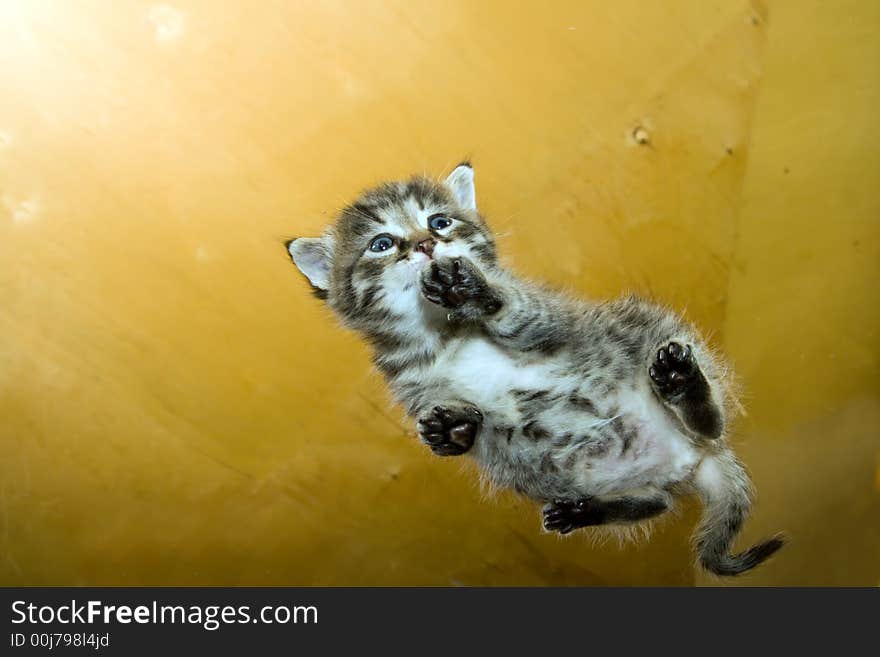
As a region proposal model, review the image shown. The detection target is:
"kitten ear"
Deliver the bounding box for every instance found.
[286,234,335,292]
[444,162,476,211]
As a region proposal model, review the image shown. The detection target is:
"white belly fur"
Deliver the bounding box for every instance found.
[436,336,701,496]
[580,383,701,494]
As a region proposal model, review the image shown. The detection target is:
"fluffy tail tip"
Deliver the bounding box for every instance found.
[702,533,787,577]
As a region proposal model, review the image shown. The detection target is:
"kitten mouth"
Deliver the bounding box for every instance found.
[407,256,432,287]
[411,253,432,270]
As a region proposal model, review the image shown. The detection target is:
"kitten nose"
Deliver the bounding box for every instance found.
[416,238,436,257]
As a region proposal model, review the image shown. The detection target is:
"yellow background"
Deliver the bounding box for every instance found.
[1,0,877,586]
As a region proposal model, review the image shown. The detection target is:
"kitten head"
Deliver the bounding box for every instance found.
[287,163,497,332]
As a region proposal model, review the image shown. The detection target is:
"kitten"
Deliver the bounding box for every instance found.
[286,163,785,576]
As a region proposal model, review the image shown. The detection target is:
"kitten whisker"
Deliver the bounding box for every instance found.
[285,163,785,578]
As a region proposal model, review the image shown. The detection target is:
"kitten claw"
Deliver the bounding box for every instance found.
[417,404,482,456]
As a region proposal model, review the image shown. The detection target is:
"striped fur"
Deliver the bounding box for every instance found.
[286,163,784,576]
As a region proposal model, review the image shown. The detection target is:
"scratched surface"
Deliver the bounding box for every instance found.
[0,0,877,585]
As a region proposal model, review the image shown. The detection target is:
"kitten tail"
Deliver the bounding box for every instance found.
[692,450,786,576]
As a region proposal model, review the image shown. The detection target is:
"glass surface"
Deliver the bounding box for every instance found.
[1,0,876,586]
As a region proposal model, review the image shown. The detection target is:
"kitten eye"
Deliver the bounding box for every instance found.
[428,214,453,231]
[368,234,395,253]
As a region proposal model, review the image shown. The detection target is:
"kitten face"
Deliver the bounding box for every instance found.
[288,164,497,334]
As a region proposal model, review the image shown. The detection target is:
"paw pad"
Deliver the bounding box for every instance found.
[649,341,696,396]
[417,405,482,456]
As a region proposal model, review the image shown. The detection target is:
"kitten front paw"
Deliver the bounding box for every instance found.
[648,341,697,398]
[420,257,501,319]
[417,405,482,456]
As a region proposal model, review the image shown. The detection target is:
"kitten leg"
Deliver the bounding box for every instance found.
[649,341,723,440]
[417,404,483,456]
[542,493,670,535]
[420,257,575,353]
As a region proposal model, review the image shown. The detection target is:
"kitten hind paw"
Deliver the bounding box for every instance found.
[542,499,603,534]
[648,341,696,398]
[649,341,723,440]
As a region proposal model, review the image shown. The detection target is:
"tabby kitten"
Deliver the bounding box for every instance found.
[286,163,784,576]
